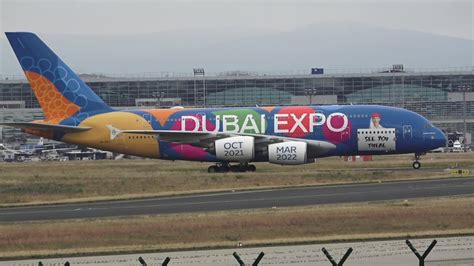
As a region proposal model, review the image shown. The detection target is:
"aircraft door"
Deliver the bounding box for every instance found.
[403,125,412,140]
[142,113,152,125]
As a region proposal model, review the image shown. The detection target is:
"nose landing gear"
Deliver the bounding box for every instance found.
[412,153,424,169]
[412,161,421,169]
[208,162,257,173]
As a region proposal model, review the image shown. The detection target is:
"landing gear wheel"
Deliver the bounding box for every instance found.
[412,153,424,170]
[209,163,256,173]
[230,165,239,172]
[247,164,256,172]
[208,166,218,173]
[412,161,421,169]
[221,164,230,173]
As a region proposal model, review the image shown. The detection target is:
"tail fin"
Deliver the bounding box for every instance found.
[5,32,112,124]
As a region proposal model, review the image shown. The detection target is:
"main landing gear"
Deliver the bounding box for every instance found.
[412,153,424,169]
[208,162,257,173]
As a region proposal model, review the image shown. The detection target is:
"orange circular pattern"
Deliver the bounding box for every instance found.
[25,71,80,123]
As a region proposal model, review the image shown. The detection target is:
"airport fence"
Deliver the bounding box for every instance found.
[34,238,438,266]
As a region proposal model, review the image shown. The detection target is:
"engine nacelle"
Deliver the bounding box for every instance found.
[268,141,308,165]
[215,136,255,162]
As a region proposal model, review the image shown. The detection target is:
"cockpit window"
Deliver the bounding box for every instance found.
[424,123,434,129]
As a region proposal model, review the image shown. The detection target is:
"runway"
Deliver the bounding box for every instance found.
[0,177,473,222]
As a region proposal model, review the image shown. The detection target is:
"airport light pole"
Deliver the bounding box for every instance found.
[193,68,205,107]
[0,106,4,143]
[304,88,317,105]
[458,85,471,152]
[203,75,206,107]
[193,74,196,106]
[153,91,165,107]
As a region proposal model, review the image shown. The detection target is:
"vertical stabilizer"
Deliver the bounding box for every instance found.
[5,32,112,124]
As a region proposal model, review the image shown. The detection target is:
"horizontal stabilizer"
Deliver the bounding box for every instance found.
[0,122,91,133]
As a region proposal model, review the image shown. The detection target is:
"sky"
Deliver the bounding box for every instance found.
[1,0,472,39]
[0,0,472,75]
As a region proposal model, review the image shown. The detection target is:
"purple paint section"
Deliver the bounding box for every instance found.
[169,143,209,160]
[322,115,352,143]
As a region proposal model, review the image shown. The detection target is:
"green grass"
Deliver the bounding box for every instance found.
[0,196,472,259]
[0,152,472,205]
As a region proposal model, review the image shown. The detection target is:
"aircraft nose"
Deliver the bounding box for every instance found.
[433,127,447,149]
[423,126,446,150]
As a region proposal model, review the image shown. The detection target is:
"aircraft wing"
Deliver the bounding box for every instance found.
[110,128,336,156]
[0,122,91,133]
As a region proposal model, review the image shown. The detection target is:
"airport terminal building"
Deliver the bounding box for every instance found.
[0,66,473,144]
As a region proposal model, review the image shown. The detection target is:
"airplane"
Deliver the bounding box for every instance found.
[0,138,45,157]
[2,32,446,172]
[0,137,77,162]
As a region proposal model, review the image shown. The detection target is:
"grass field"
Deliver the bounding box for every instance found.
[0,153,473,206]
[0,196,472,259]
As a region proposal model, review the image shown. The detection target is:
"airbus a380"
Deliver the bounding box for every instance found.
[3,32,446,172]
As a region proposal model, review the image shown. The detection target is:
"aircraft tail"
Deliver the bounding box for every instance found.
[5,32,112,124]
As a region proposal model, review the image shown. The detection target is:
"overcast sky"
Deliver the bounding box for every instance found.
[0,0,472,75]
[1,0,472,39]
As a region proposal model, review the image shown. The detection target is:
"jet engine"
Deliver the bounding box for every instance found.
[215,136,255,162]
[268,141,309,165]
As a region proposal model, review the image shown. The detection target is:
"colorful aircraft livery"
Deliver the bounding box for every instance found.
[3,32,446,172]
